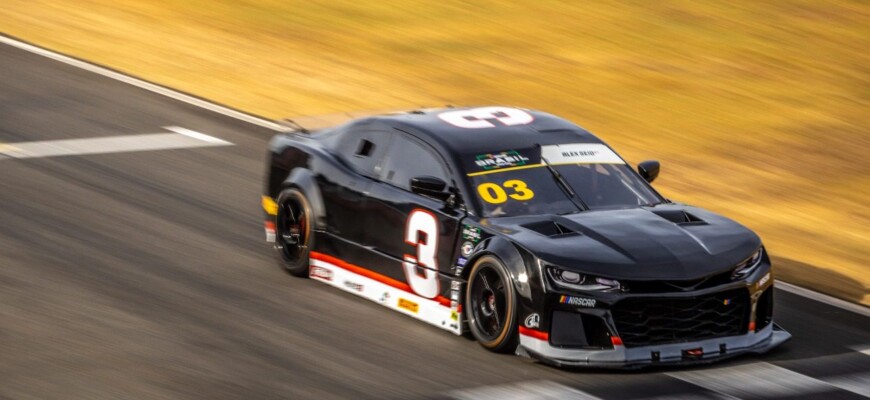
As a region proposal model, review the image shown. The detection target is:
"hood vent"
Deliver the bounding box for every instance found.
[521,220,579,237]
[652,210,706,225]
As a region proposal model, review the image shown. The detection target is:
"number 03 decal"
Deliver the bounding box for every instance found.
[404,209,440,299]
[477,179,535,204]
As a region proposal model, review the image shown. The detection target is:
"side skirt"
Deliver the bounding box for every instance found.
[309,251,462,335]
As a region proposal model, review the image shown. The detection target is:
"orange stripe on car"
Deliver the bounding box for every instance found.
[519,326,549,341]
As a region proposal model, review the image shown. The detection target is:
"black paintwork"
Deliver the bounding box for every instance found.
[264,106,778,359]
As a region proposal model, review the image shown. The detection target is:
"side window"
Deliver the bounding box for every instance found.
[379,134,449,190]
[337,131,390,178]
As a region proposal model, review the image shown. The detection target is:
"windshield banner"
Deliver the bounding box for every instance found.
[540,143,624,165]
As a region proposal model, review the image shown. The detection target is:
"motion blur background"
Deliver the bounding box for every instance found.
[2,0,867,305]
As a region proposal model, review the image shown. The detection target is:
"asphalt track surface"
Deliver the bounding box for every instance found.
[1,40,868,400]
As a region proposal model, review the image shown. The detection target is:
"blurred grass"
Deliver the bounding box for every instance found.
[2,0,868,304]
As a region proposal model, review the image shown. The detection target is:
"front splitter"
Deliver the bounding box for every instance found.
[518,323,791,369]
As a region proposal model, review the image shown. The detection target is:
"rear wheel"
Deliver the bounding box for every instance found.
[273,188,313,276]
[466,255,518,352]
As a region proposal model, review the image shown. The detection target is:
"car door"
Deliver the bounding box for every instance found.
[364,131,464,299]
[318,129,388,255]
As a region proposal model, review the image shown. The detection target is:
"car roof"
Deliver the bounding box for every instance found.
[353,106,606,156]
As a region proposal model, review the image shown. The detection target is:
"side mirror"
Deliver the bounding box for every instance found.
[410,176,449,199]
[637,160,660,183]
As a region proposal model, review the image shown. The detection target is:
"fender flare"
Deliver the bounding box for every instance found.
[282,168,327,231]
[464,236,535,302]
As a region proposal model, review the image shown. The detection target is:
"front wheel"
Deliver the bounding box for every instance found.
[466,255,519,353]
[273,188,313,276]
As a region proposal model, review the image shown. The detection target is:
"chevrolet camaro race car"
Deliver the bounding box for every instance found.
[261,106,790,368]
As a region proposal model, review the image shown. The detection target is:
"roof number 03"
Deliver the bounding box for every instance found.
[438,107,534,129]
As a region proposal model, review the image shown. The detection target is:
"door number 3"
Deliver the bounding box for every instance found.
[404,210,440,299]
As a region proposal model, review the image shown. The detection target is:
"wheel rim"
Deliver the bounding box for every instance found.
[470,264,508,342]
[276,196,308,262]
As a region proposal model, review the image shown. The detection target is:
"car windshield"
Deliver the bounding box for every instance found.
[464,144,662,217]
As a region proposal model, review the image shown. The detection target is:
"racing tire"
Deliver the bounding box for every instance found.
[466,255,519,353]
[273,188,313,277]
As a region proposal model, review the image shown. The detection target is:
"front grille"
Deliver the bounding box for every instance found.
[611,289,749,347]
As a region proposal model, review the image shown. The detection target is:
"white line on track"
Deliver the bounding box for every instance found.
[0,35,283,132]
[824,372,870,398]
[165,126,231,144]
[851,345,870,359]
[1,34,867,316]
[445,380,603,400]
[775,280,870,318]
[667,362,841,399]
[0,127,231,160]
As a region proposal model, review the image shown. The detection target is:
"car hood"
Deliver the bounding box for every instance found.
[484,205,761,280]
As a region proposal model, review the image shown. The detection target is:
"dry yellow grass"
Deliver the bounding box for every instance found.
[3,1,868,304]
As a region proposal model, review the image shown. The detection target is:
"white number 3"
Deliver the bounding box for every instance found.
[438,106,534,129]
[404,210,440,299]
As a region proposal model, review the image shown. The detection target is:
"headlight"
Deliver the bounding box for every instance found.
[732,248,764,279]
[546,267,621,292]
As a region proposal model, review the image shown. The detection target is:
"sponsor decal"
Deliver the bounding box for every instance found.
[524,313,540,328]
[450,311,459,321]
[261,195,278,216]
[563,150,597,157]
[756,272,771,289]
[454,264,465,276]
[450,281,462,291]
[378,291,390,303]
[456,257,468,267]
[540,143,625,165]
[461,241,474,257]
[398,298,419,314]
[461,225,482,243]
[264,221,276,243]
[343,280,364,292]
[308,251,461,334]
[309,266,333,281]
[559,295,596,308]
[450,291,460,301]
[474,151,529,170]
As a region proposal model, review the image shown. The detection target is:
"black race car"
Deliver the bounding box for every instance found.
[262,106,790,368]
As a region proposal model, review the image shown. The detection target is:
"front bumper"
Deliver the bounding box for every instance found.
[518,322,791,369]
